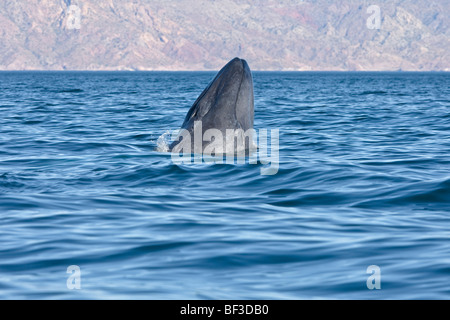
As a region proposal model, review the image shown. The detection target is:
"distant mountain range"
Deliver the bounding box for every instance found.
[0,0,448,71]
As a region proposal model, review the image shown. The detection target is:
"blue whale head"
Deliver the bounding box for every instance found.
[170,57,254,153]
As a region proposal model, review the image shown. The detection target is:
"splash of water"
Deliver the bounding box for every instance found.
[156,130,173,152]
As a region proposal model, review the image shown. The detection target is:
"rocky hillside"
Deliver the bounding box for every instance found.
[0,0,448,70]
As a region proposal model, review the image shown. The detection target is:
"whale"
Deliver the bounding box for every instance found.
[169,57,255,155]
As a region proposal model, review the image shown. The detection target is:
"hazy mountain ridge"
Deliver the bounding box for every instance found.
[0,0,448,71]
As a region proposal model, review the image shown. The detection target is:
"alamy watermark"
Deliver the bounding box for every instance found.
[366,5,381,30]
[169,122,279,175]
[366,265,381,290]
[67,265,81,290]
[65,265,383,292]
[66,5,81,30]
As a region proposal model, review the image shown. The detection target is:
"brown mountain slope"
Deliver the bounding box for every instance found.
[0,0,448,70]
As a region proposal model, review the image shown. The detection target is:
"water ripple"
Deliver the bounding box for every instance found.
[0,71,449,299]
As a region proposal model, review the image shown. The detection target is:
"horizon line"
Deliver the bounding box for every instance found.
[0,69,448,73]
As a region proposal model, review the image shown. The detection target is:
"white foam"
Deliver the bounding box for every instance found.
[156,130,172,153]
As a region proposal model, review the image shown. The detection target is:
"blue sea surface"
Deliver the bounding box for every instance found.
[0,71,449,299]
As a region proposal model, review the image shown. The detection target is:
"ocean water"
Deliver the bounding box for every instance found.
[0,71,449,299]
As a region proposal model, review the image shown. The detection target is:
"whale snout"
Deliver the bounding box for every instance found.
[170,57,254,153]
[226,57,251,77]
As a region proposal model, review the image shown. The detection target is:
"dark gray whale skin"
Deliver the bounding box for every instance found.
[169,57,254,152]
